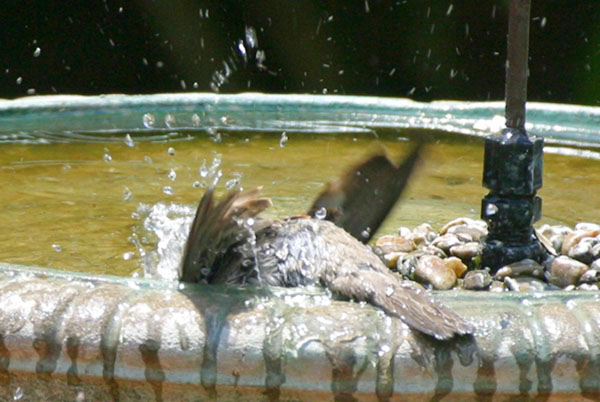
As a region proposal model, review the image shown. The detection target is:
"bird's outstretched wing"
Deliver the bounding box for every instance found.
[326,269,473,340]
[307,143,422,243]
[180,187,272,283]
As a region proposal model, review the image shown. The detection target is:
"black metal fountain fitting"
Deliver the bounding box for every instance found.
[481,128,545,270]
[481,0,547,271]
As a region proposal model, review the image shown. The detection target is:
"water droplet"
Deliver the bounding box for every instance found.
[167,147,175,156]
[245,26,258,49]
[13,386,23,400]
[211,132,222,143]
[33,47,41,57]
[246,217,255,226]
[52,244,62,252]
[199,162,209,178]
[103,153,112,162]
[144,155,153,164]
[279,132,288,148]
[237,40,247,61]
[225,178,238,189]
[142,113,155,128]
[361,227,371,239]
[315,207,327,220]
[15,77,22,85]
[123,187,132,201]
[385,286,395,296]
[123,251,135,260]
[192,181,205,188]
[485,203,499,215]
[124,133,135,147]
[192,113,201,127]
[162,186,174,195]
[168,169,177,181]
[27,88,36,95]
[165,114,176,128]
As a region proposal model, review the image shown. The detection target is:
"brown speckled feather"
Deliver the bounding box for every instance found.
[308,143,422,243]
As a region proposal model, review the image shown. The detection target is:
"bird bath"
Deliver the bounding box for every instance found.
[1,93,600,401]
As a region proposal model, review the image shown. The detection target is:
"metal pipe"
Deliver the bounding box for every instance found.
[505,0,532,130]
[1,262,600,401]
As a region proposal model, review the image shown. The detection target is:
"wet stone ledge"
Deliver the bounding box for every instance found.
[1,262,600,401]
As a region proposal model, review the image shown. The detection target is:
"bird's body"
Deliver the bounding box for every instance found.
[181,145,473,339]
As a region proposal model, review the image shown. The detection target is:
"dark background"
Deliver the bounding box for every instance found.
[2,1,599,105]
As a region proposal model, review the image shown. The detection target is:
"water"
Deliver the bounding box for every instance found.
[2,94,600,277]
[1,128,599,278]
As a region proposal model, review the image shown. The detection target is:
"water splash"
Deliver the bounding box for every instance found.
[133,202,196,281]
[209,26,267,92]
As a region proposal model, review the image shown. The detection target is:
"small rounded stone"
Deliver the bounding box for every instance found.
[464,270,492,290]
[411,223,438,245]
[444,256,468,278]
[489,280,505,292]
[548,256,589,288]
[381,252,406,269]
[568,237,598,264]
[578,269,599,284]
[447,225,486,242]
[431,234,462,253]
[512,277,546,292]
[375,235,416,254]
[414,255,457,290]
[440,217,487,235]
[561,229,600,255]
[449,242,482,261]
[538,224,572,253]
[500,258,544,277]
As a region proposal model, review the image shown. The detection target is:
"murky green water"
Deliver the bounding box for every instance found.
[1,129,598,276]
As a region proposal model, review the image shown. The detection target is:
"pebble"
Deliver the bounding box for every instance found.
[449,242,482,261]
[512,277,546,292]
[578,269,599,284]
[440,217,487,235]
[489,280,505,292]
[372,218,600,293]
[381,252,406,269]
[504,277,521,291]
[538,224,572,253]
[464,270,492,290]
[447,225,486,242]
[577,283,599,291]
[411,223,438,245]
[575,222,600,231]
[375,235,416,254]
[567,237,599,264]
[431,234,462,253]
[444,256,468,278]
[414,255,457,290]
[561,229,600,256]
[495,259,544,279]
[548,256,589,288]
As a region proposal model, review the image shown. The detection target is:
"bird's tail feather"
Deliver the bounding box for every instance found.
[180,187,272,283]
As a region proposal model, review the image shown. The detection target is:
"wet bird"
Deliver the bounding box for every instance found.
[181,144,472,339]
